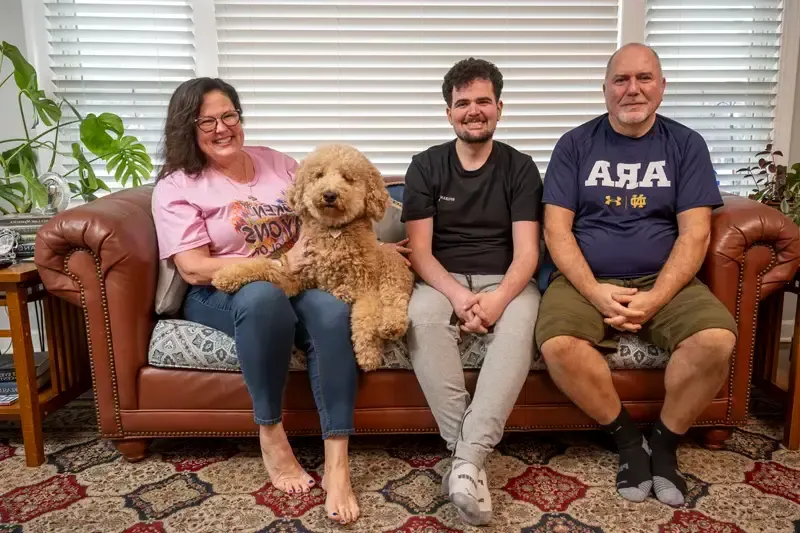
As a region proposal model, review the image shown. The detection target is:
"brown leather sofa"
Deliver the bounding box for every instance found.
[34,184,800,461]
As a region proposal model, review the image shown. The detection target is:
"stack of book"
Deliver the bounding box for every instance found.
[0,213,53,260]
[0,352,51,405]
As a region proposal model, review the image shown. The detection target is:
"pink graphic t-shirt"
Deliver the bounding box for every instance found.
[152,146,300,260]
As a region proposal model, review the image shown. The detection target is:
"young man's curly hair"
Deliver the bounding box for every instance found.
[441,58,503,107]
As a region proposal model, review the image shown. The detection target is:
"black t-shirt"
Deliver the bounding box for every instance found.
[401,139,543,275]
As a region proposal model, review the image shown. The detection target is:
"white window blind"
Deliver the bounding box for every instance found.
[215,0,619,178]
[44,0,196,189]
[645,0,783,196]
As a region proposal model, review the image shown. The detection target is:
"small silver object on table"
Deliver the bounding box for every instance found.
[0,228,19,266]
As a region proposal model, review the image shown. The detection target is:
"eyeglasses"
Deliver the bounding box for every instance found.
[194,110,242,133]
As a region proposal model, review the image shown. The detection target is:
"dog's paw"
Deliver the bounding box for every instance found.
[355,350,383,372]
[378,308,409,340]
[212,272,245,294]
[378,319,408,340]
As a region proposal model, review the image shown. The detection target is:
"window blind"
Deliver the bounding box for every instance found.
[645,0,783,196]
[215,0,620,178]
[44,0,196,189]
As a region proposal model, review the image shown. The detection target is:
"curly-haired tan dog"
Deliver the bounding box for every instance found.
[212,144,415,371]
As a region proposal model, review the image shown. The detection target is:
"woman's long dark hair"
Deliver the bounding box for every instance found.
[156,77,243,180]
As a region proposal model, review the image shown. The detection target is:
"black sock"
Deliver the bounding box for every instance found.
[649,419,686,506]
[602,406,652,502]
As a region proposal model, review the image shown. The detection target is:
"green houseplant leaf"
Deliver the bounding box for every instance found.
[105,135,153,187]
[18,156,48,208]
[80,112,123,156]
[27,89,62,127]
[1,143,37,176]
[1,41,36,91]
[71,142,99,190]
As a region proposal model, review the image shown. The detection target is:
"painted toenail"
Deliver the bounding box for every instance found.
[332,512,337,516]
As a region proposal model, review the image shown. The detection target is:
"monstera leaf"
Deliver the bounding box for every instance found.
[1,41,62,126]
[80,113,123,156]
[106,135,153,187]
[18,156,48,208]
[1,41,35,91]
[80,114,153,187]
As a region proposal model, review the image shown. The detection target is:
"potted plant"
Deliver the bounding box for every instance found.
[738,143,800,226]
[0,41,153,215]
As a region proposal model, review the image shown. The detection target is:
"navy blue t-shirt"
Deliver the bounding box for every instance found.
[543,114,722,279]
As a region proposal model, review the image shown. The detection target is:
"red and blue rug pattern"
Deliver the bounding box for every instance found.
[0,400,798,532]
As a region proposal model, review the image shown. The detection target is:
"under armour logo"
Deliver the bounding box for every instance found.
[605,195,622,206]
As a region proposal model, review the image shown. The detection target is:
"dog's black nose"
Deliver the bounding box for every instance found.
[323,191,337,204]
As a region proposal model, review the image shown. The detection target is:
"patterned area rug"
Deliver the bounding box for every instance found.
[0,398,799,532]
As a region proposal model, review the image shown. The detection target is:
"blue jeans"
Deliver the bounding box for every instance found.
[183,282,358,438]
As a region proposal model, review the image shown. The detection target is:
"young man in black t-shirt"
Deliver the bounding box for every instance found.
[401,58,543,527]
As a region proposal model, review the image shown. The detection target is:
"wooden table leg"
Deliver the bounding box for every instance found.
[784,296,800,450]
[6,286,45,466]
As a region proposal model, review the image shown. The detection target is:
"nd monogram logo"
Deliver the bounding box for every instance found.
[631,194,647,208]
[604,195,622,207]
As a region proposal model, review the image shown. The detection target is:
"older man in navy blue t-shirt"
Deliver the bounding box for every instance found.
[535,43,737,507]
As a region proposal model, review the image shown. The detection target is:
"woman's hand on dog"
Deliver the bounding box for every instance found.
[383,238,412,267]
[285,234,311,273]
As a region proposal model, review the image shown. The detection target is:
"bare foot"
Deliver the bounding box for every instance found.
[259,424,315,494]
[322,463,359,525]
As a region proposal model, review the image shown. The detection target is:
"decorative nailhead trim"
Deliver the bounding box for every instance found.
[63,247,123,435]
[727,243,777,423]
[111,419,737,439]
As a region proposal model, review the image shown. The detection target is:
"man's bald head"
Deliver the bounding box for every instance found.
[605,43,663,81]
[603,42,666,137]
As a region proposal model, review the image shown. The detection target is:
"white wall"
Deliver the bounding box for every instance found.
[0,0,28,142]
[0,0,43,352]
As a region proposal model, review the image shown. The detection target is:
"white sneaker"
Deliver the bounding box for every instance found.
[444,459,492,526]
[476,466,492,519]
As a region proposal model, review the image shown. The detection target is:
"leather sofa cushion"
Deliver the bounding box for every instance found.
[147,319,670,372]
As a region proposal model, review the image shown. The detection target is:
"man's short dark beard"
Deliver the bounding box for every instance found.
[456,127,495,144]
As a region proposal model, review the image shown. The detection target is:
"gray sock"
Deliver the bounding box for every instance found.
[604,407,653,503]
[650,420,686,507]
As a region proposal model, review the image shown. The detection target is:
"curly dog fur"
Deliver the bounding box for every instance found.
[212,144,415,371]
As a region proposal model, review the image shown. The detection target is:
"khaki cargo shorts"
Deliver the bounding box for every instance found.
[534,273,737,353]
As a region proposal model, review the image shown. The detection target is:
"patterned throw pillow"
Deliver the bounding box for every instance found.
[148,319,670,373]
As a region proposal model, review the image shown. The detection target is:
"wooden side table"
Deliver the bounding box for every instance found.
[0,262,90,466]
[784,275,800,449]
[754,272,800,450]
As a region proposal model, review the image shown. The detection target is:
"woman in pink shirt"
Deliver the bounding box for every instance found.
[152,78,363,525]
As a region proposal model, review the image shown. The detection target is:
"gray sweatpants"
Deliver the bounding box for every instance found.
[407,274,540,468]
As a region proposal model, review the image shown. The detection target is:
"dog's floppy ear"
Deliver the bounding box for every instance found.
[286,160,309,217]
[364,163,390,222]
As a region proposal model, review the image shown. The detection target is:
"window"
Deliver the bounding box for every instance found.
[32,1,794,195]
[645,0,783,195]
[44,0,196,189]
[215,0,619,177]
